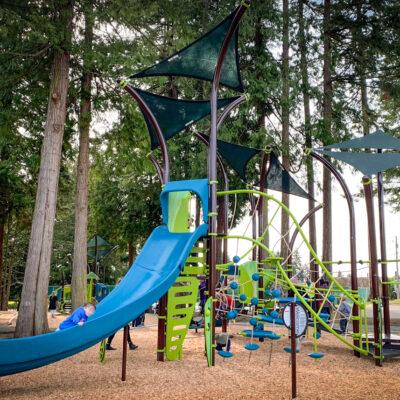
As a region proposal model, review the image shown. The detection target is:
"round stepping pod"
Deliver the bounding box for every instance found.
[251,297,259,306]
[249,317,258,326]
[264,288,271,297]
[230,281,239,290]
[245,343,260,351]
[227,310,236,320]
[239,293,247,302]
[266,332,281,340]
[308,352,324,359]
[262,308,269,314]
[328,294,336,303]
[314,331,321,340]
[272,288,281,298]
[218,350,234,358]
[270,310,279,319]
[252,273,260,281]
[283,346,300,354]
[233,255,240,264]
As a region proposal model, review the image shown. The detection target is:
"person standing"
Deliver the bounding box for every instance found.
[49,292,58,319]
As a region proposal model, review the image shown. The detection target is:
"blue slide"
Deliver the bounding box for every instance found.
[0,223,208,376]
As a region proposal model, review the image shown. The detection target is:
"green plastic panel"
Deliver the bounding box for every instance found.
[165,276,199,361]
[204,297,213,367]
[238,261,258,302]
[168,191,191,233]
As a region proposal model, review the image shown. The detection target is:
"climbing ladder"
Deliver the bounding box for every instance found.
[165,242,206,361]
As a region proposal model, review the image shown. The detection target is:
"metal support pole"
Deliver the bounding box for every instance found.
[311,151,360,356]
[362,176,382,366]
[396,236,400,299]
[377,169,390,338]
[121,325,129,381]
[257,152,269,301]
[290,302,297,400]
[208,2,249,366]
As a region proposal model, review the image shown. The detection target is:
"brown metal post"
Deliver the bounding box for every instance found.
[311,151,360,356]
[287,204,324,266]
[208,2,249,366]
[290,302,297,399]
[121,84,172,361]
[250,195,258,261]
[362,176,382,366]
[377,168,391,338]
[258,152,269,300]
[121,325,129,381]
[122,84,170,183]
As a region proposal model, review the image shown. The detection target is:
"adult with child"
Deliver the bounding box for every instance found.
[49,292,58,319]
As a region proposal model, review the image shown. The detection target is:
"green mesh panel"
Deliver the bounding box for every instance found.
[265,152,312,200]
[131,8,243,92]
[198,133,261,181]
[323,130,400,150]
[87,235,114,260]
[238,261,258,302]
[316,149,400,176]
[133,88,239,149]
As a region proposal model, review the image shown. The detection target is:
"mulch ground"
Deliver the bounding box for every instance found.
[1,312,400,400]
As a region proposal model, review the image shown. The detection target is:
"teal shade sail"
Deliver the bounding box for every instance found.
[265,152,312,200]
[315,149,400,176]
[198,133,261,181]
[322,130,400,150]
[133,88,239,149]
[130,8,243,92]
[87,235,114,261]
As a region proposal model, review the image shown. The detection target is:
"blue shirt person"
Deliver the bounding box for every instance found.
[58,303,96,330]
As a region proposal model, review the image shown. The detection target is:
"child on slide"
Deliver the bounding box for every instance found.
[57,303,96,331]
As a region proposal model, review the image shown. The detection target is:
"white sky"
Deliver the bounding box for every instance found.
[228,162,400,279]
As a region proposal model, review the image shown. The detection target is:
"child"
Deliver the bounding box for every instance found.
[58,303,96,330]
[49,292,58,319]
[338,296,351,334]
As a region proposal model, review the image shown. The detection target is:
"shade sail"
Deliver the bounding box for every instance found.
[133,88,239,149]
[197,133,261,181]
[265,152,312,200]
[315,149,400,176]
[322,129,400,150]
[130,8,243,92]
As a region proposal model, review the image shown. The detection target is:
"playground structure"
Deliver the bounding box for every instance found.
[1,3,400,399]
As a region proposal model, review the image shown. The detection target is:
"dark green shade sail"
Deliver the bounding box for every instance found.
[322,129,400,150]
[315,149,400,176]
[265,152,312,200]
[130,8,243,92]
[134,88,239,149]
[87,235,114,261]
[198,133,261,181]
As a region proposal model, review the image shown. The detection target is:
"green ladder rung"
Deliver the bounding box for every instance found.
[182,266,205,275]
[186,256,205,263]
[191,247,206,253]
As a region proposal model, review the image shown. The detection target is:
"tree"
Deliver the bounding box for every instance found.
[15,0,74,337]
[322,0,333,270]
[71,1,94,310]
[297,0,317,280]
[280,0,290,260]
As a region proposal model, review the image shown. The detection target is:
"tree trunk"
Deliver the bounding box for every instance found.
[281,0,290,260]
[0,223,5,309]
[322,0,333,271]
[15,1,73,337]
[72,4,93,310]
[298,0,317,281]
[128,241,135,266]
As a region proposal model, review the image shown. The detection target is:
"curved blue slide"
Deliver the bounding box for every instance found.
[0,223,207,377]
